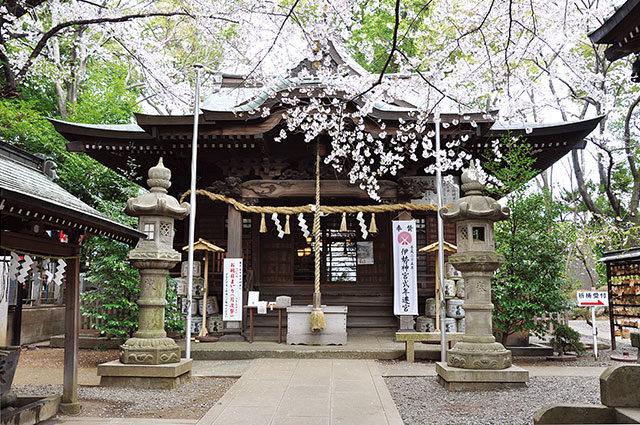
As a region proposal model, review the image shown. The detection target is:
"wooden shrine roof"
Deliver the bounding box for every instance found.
[49,41,603,193]
[588,0,640,60]
[0,142,143,247]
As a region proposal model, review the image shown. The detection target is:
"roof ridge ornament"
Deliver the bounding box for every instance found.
[125,158,190,219]
[147,157,171,193]
[460,163,484,196]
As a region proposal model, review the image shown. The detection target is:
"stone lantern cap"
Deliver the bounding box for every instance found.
[124,158,190,219]
[439,164,510,222]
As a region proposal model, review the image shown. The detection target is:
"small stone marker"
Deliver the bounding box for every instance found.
[631,331,639,364]
[600,363,640,408]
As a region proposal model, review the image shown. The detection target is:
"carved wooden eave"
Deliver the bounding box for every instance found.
[241,179,397,201]
[588,0,640,61]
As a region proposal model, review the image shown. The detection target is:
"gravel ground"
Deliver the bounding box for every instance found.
[385,376,600,425]
[17,347,119,368]
[13,377,236,419]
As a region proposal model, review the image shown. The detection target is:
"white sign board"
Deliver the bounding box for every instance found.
[392,220,418,315]
[577,291,609,307]
[223,258,243,321]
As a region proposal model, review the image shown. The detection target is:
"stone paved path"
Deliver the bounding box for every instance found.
[196,358,403,425]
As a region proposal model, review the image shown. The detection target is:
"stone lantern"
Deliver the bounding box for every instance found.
[120,158,190,365]
[436,164,528,390]
[98,158,192,389]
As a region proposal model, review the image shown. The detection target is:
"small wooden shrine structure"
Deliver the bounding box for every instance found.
[0,141,142,411]
[51,46,602,336]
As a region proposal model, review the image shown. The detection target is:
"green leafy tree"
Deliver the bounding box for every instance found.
[80,238,140,339]
[484,136,574,345]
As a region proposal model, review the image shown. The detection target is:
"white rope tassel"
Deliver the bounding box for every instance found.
[298,213,310,238]
[356,212,368,239]
[272,212,284,238]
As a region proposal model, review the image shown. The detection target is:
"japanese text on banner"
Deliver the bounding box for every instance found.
[392,220,418,315]
[223,258,243,321]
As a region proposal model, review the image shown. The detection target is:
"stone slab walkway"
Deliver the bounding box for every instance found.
[41,416,197,424]
[196,359,404,425]
[377,361,608,378]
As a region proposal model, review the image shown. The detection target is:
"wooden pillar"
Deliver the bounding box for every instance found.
[227,205,243,257]
[220,205,245,341]
[12,273,23,346]
[0,256,9,346]
[60,256,81,414]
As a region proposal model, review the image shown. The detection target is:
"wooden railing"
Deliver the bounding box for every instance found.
[534,310,570,333]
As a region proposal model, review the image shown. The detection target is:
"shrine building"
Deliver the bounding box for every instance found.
[51,46,601,336]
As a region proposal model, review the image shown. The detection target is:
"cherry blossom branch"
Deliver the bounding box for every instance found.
[235,0,300,87]
[6,11,239,94]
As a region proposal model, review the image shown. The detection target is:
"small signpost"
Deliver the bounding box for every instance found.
[577,291,609,359]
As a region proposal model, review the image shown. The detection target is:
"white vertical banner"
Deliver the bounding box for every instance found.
[223,258,243,321]
[392,220,418,315]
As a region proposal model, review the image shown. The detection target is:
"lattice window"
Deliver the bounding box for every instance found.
[459,225,468,240]
[143,223,155,240]
[159,222,172,238]
[325,228,357,282]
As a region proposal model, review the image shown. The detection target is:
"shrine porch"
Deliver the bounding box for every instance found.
[179,332,443,361]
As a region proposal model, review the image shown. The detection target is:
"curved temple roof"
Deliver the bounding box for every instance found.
[49,42,603,192]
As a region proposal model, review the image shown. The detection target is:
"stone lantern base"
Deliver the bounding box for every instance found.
[98,358,192,389]
[447,341,512,370]
[119,337,181,365]
[436,362,529,391]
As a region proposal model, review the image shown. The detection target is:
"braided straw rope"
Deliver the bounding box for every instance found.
[178,191,440,214]
[313,145,322,301]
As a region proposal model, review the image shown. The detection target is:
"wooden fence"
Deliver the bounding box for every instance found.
[534,310,571,333]
[80,298,113,331]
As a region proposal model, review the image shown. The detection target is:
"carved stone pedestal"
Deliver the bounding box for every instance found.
[436,362,528,391]
[98,359,192,389]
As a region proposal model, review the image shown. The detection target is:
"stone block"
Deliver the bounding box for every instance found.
[1,396,60,425]
[631,331,639,349]
[98,358,192,389]
[436,362,529,391]
[533,404,615,424]
[287,306,347,345]
[600,364,640,408]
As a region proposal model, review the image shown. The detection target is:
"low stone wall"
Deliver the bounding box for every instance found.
[7,305,65,345]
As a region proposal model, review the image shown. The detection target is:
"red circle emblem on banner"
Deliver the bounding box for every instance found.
[397,231,412,245]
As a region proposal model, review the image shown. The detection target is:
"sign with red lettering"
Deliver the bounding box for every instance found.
[223,258,243,321]
[576,291,609,307]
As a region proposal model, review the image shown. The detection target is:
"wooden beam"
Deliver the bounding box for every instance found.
[242,180,397,200]
[1,231,77,257]
[60,257,81,414]
[227,205,242,258]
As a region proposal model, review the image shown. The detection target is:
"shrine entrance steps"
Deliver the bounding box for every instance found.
[244,289,398,336]
[182,333,443,361]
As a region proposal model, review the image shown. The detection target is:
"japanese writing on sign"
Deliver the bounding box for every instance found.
[576,291,609,307]
[392,220,418,315]
[223,258,243,321]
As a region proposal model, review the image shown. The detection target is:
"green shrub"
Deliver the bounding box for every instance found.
[550,324,585,356]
